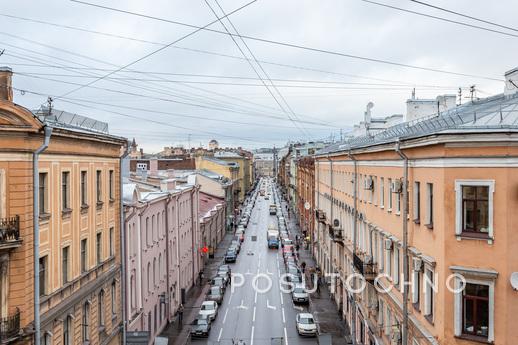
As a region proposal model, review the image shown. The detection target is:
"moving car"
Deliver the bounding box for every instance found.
[199,301,218,321]
[190,314,211,338]
[268,235,279,249]
[295,313,317,336]
[292,285,309,303]
[225,249,237,263]
[269,204,277,215]
[206,286,224,304]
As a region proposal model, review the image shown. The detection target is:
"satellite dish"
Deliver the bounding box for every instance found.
[511,272,518,291]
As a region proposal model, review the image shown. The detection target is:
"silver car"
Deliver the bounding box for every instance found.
[292,285,309,303]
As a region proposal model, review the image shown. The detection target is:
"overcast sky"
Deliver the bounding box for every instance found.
[2,0,517,152]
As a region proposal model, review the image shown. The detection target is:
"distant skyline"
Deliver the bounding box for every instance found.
[2,0,517,151]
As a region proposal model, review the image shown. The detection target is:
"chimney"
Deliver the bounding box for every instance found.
[504,67,518,96]
[0,67,13,102]
[149,158,158,175]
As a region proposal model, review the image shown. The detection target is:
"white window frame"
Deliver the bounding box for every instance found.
[425,183,433,226]
[393,245,400,285]
[423,266,436,319]
[454,180,495,242]
[453,273,495,342]
[387,178,393,211]
[380,177,385,208]
[412,268,420,305]
[378,235,384,272]
[413,181,420,222]
[395,191,401,215]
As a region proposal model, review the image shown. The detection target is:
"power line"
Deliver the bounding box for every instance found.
[70,0,503,81]
[53,0,258,101]
[409,0,518,33]
[361,0,518,39]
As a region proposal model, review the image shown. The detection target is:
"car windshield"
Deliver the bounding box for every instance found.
[210,287,221,294]
[300,317,314,324]
[294,287,306,294]
[195,319,208,326]
[201,303,214,310]
[226,251,235,255]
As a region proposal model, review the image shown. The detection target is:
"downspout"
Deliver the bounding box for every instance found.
[190,188,195,287]
[164,195,171,320]
[120,143,130,345]
[327,156,333,277]
[33,126,52,345]
[395,140,409,345]
[347,149,357,345]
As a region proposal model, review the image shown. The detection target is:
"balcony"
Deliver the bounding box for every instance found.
[0,216,21,251]
[329,227,345,245]
[0,309,21,344]
[315,209,326,224]
[353,253,377,281]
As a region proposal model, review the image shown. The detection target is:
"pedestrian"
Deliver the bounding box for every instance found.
[177,304,184,329]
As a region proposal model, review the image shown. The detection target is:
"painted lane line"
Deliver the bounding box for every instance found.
[250,326,255,345]
[254,289,258,304]
[236,299,248,310]
[284,327,289,345]
[228,293,233,306]
[253,306,256,322]
[293,305,304,311]
[280,292,284,305]
[266,299,277,310]
[223,309,229,323]
[217,328,223,342]
[282,307,286,323]
[266,268,273,275]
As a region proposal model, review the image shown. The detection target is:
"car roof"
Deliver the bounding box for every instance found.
[202,300,216,305]
[298,313,313,318]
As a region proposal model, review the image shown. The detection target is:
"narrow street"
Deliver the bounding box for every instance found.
[187,179,340,345]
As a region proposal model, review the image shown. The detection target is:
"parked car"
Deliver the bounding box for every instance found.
[218,264,231,276]
[234,232,245,243]
[231,239,242,251]
[225,249,237,263]
[199,301,218,321]
[210,276,227,291]
[237,224,246,233]
[292,285,309,303]
[206,286,224,304]
[295,313,317,336]
[216,270,229,285]
[287,266,301,282]
[190,314,211,338]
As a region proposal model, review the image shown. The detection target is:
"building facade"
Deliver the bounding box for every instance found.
[0,67,126,345]
[314,68,518,345]
[295,156,315,255]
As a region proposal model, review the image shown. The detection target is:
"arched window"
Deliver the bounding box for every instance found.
[130,272,136,312]
[152,215,156,243]
[146,217,150,246]
[82,302,90,342]
[153,258,157,287]
[98,289,105,327]
[147,263,151,293]
[63,315,72,345]
[158,254,162,282]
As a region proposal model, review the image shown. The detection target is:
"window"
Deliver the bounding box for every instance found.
[98,290,105,327]
[379,177,384,207]
[62,171,70,210]
[39,172,48,214]
[62,246,69,284]
[96,232,102,264]
[425,183,433,227]
[146,217,150,246]
[153,258,157,286]
[109,227,114,257]
[394,246,400,286]
[96,170,102,203]
[424,267,435,321]
[82,302,90,343]
[81,171,87,206]
[63,316,72,345]
[462,283,489,339]
[461,186,489,233]
[147,263,151,293]
[396,190,401,214]
[412,263,421,308]
[130,272,136,312]
[39,256,47,296]
[81,239,88,273]
[111,281,116,316]
[109,170,114,200]
[387,178,392,210]
[413,181,420,223]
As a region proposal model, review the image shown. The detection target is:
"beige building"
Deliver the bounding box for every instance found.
[314,68,518,345]
[0,67,126,345]
[214,152,251,202]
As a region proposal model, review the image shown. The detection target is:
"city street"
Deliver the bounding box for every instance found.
[192,190,318,345]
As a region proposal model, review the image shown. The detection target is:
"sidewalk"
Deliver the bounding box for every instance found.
[160,232,235,345]
[280,198,351,345]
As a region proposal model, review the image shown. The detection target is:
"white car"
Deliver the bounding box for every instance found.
[296,313,317,336]
[199,301,218,321]
[292,285,309,304]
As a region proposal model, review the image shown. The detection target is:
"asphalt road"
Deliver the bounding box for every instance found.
[192,186,318,345]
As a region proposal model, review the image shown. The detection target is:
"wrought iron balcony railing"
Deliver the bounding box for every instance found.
[353,253,377,281]
[0,308,21,343]
[0,216,20,245]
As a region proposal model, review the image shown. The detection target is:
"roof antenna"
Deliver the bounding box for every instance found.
[457,87,462,106]
[46,97,53,117]
[469,85,476,102]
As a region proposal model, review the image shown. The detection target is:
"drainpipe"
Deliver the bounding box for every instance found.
[347,149,357,345]
[164,195,171,320]
[33,126,52,345]
[395,140,409,345]
[119,143,130,345]
[327,156,333,277]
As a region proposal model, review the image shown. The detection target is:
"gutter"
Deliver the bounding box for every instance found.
[120,142,130,345]
[346,149,357,345]
[33,126,52,345]
[395,140,409,345]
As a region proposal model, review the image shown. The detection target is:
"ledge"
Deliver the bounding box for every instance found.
[62,208,73,218]
[449,266,498,279]
[425,223,433,230]
[455,334,492,344]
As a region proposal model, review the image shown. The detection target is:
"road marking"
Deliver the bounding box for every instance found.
[280,292,284,305]
[250,326,255,345]
[293,305,304,311]
[218,328,223,342]
[223,309,228,323]
[245,269,253,275]
[254,290,258,304]
[266,299,277,310]
[282,307,286,323]
[252,306,256,322]
[236,300,248,310]
[228,293,233,306]
[266,268,273,275]
[284,327,289,345]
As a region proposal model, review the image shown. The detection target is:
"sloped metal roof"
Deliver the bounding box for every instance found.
[317,92,518,155]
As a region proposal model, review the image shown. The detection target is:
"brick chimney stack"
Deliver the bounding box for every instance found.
[0,67,13,102]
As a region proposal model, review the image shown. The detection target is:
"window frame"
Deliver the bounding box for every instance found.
[425,183,434,228]
[80,170,88,207]
[62,246,69,285]
[81,238,88,273]
[61,171,71,211]
[109,170,114,201]
[98,289,105,328]
[96,232,102,264]
[455,180,494,242]
[82,301,90,343]
[413,181,420,223]
[39,255,47,296]
[379,177,384,208]
[39,172,48,215]
[96,170,102,204]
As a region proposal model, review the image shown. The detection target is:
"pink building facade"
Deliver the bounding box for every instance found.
[123,182,201,344]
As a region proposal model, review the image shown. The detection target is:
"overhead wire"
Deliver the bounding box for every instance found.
[70,0,503,81]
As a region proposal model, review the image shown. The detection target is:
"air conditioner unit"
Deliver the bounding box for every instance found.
[412,257,423,272]
[391,180,402,193]
[364,177,374,190]
[384,239,393,250]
